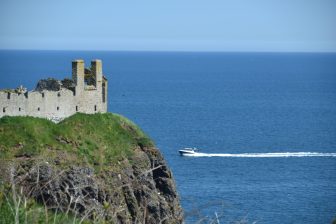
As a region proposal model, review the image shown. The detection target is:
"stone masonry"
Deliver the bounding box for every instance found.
[0,59,108,122]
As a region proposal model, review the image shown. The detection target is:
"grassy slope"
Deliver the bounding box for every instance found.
[0,113,155,223]
[0,113,154,167]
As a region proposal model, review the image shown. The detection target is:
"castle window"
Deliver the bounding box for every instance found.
[94,105,97,111]
[3,108,5,113]
[58,93,61,97]
[57,106,59,111]
[102,83,106,103]
[76,106,78,112]
[7,92,10,99]
[19,107,21,112]
[42,93,45,98]
[38,107,40,111]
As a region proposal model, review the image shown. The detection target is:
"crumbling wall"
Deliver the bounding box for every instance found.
[0,60,108,122]
[0,87,107,122]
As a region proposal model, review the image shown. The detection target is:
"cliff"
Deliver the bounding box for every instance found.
[0,113,183,223]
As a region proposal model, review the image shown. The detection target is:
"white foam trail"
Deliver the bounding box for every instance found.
[182,152,336,158]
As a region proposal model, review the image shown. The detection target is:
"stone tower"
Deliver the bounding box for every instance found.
[72,59,85,95]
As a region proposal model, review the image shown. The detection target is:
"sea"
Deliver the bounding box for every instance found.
[0,50,336,224]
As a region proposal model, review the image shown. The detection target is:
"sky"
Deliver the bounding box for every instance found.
[0,0,335,52]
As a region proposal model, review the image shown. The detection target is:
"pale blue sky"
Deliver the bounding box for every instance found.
[0,0,335,52]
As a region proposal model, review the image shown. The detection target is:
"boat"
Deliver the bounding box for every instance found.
[179,147,199,156]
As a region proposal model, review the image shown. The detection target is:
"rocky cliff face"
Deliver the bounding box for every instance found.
[4,146,182,224]
[0,114,183,223]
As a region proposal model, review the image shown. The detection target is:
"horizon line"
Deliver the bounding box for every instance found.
[1,48,336,54]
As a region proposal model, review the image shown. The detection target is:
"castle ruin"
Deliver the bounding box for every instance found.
[0,59,108,122]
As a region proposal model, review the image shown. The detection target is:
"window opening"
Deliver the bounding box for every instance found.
[102,83,106,103]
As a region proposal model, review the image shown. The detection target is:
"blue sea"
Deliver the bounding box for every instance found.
[1,50,336,224]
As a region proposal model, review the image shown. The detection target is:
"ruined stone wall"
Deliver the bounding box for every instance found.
[0,87,107,122]
[0,59,108,122]
[0,89,74,122]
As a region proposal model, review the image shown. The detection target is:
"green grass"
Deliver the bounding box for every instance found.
[0,113,154,223]
[0,113,154,167]
[0,184,92,224]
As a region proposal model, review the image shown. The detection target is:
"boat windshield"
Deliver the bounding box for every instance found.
[184,147,198,151]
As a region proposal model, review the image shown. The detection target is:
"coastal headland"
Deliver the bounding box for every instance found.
[0,113,183,223]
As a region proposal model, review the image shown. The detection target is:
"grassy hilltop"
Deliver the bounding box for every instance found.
[0,113,153,166]
[0,113,182,224]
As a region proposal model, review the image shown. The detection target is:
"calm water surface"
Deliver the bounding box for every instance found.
[0,50,336,223]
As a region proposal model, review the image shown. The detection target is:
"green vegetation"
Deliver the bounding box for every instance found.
[0,113,154,168]
[0,184,92,224]
[0,113,187,224]
[0,89,16,93]
[0,113,183,224]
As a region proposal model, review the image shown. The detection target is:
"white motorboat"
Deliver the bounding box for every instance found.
[179,147,199,156]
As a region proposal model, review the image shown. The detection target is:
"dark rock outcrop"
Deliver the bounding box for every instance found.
[3,146,183,224]
[35,78,62,91]
[35,78,76,92]
[61,78,76,90]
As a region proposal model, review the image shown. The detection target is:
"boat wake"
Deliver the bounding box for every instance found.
[182,152,336,158]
